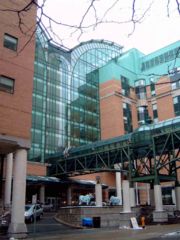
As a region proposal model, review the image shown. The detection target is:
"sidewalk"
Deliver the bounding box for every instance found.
[27,223,180,240]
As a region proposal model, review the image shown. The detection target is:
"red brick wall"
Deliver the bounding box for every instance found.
[155,78,174,121]
[131,101,138,130]
[99,76,177,201]
[27,162,47,176]
[71,172,116,188]
[100,80,124,139]
[0,0,36,140]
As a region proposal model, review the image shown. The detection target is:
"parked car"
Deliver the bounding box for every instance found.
[0,211,10,234]
[42,202,53,212]
[24,204,43,223]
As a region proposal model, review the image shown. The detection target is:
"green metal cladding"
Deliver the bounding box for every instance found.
[99,40,180,86]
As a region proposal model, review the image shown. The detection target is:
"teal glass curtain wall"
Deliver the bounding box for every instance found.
[28,29,122,163]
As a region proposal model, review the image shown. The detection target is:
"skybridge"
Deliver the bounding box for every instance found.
[46,117,180,184]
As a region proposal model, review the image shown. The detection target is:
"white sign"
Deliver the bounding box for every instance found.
[130,217,142,230]
[32,194,37,204]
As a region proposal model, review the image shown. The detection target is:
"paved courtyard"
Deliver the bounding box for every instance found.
[1,212,180,240]
[27,220,180,240]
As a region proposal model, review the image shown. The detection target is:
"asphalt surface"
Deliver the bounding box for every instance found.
[27,223,180,240]
[27,212,72,236]
[1,212,180,239]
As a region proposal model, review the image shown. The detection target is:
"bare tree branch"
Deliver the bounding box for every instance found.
[101,0,120,21]
[176,0,180,14]
[167,0,170,17]
[0,0,179,53]
[128,0,154,37]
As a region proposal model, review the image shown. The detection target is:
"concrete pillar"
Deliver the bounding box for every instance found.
[115,164,122,205]
[135,182,139,205]
[40,185,45,204]
[146,183,150,205]
[154,184,163,212]
[122,180,131,213]
[130,187,136,207]
[175,185,180,210]
[4,153,13,208]
[172,188,176,205]
[67,185,72,206]
[8,149,27,238]
[95,176,102,207]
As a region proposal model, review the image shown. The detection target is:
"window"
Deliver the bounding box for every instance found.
[141,48,179,72]
[171,80,180,90]
[123,102,132,133]
[152,104,158,121]
[135,79,145,87]
[0,75,14,93]
[145,61,150,69]
[121,76,130,97]
[4,33,18,51]
[135,86,147,99]
[173,96,180,116]
[150,78,156,96]
[141,63,145,71]
[171,82,177,90]
[135,79,147,99]
[137,106,149,125]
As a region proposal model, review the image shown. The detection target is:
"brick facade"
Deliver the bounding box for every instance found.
[0,0,36,143]
[101,75,176,134]
[27,162,47,176]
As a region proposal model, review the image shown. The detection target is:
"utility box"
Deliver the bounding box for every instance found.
[82,217,93,227]
[93,217,101,228]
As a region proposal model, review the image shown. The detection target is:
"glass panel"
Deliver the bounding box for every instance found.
[4,34,18,51]
[0,75,14,93]
[29,31,122,161]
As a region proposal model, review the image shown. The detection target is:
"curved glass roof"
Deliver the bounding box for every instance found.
[71,39,122,52]
[71,39,123,70]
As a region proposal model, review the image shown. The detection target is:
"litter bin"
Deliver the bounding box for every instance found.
[93,217,101,228]
[82,217,93,227]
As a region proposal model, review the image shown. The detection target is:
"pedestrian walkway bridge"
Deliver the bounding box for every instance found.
[46,117,180,184]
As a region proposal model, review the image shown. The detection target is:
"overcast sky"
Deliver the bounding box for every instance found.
[41,0,180,54]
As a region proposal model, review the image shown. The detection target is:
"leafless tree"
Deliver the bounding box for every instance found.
[0,0,179,52]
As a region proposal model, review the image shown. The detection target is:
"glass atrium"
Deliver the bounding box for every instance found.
[28,28,122,162]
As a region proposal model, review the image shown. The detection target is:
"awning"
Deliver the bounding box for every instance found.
[26,176,108,188]
[26,175,67,185]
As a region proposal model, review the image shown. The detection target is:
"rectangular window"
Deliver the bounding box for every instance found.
[123,102,132,133]
[171,82,177,90]
[141,63,145,71]
[150,59,155,67]
[4,33,18,51]
[173,96,178,104]
[159,54,164,63]
[0,75,14,93]
[150,82,155,96]
[135,79,145,87]
[173,96,180,116]
[152,104,158,120]
[155,57,159,65]
[121,76,130,97]
[145,61,150,69]
[137,106,149,125]
[171,78,180,90]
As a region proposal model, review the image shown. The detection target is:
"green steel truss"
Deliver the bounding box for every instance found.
[47,117,180,184]
[130,131,180,183]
